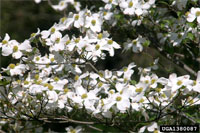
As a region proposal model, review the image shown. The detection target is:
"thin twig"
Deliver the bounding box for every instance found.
[87,125,103,132]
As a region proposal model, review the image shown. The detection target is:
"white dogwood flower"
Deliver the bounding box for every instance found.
[4,63,27,76]
[52,0,68,11]
[50,32,69,51]
[85,13,103,32]
[0,33,10,48]
[46,90,58,103]
[101,39,121,56]
[41,24,61,39]
[65,126,82,133]
[186,7,200,23]
[102,0,118,10]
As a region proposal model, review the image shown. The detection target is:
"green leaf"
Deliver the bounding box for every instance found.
[143,40,150,47]
[187,22,197,28]
[114,14,122,20]
[130,80,137,85]
[195,119,200,123]
[0,80,10,86]
[157,1,169,6]
[177,12,182,18]
[187,32,195,40]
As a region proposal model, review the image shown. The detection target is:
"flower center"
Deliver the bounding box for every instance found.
[145,80,149,84]
[35,56,40,61]
[139,98,144,103]
[61,17,67,23]
[55,38,60,43]
[66,40,71,45]
[154,129,158,133]
[196,11,200,16]
[54,77,59,82]
[64,88,69,93]
[123,67,128,72]
[9,64,15,69]
[48,84,54,91]
[109,90,114,94]
[31,33,36,37]
[189,99,194,104]
[124,78,128,82]
[98,82,103,88]
[70,129,76,133]
[81,93,88,99]
[193,81,197,86]
[95,44,100,50]
[43,83,48,87]
[151,79,156,84]
[60,1,64,6]
[91,20,96,26]
[75,38,80,43]
[75,15,79,20]
[128,1,133,8]
[101,99,104,106]
[36,80,42,85]
[103,11,107,16]
[2,40,8,44]
[13,46,18,52]
[24,80,29,85]
[34,74,39,80]
[107,40,113,45]
[74,75,79,81]
[132,40,137,45]
[177,80,182,86]
[185,12,189,17]
[135,87,143,93]
[51,28,55,33]
[50,57,55,62]
[116,96,122,101]
[98,72,103,78]
[97,33,103,39]
[161,93,166,98]
[108,0,112,3]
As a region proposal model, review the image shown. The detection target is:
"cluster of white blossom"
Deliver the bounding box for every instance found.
[102,0,155,16]
[34,0,81,12]
[0,34,32,59]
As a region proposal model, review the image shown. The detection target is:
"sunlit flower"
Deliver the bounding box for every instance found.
[85,13,103,32]
[65,126,82,133]
[52,0,68,11]
[186,7,200,24]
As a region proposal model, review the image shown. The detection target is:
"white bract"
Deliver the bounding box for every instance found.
[123,36,146,53]
[52,0,68,11]
[85,13,103,32]
[65,126,82,133]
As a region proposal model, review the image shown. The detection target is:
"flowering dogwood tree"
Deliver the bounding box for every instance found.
[0,0,200,132]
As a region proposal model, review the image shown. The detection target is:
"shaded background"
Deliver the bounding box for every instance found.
[0,0,61,68]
